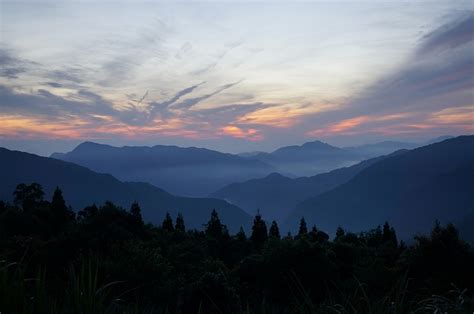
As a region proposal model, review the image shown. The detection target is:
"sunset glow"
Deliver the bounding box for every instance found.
[1,1,472,154]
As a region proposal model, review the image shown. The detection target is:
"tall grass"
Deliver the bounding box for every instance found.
[0,258,129,314]
[1,259,472,313]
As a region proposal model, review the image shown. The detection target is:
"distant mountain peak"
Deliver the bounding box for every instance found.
[73,141,111,152]
[273,140,338,154]
[301,140,338,149]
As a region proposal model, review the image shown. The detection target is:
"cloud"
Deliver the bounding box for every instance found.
[44,82,64,88]
[0,85,115,120]
[302,13,474,139]
[96,20,169,87]
[417,13,474,56]
[0,79,270,142]
[0,48,36,79]
[146,82,205,122]
[170,80,243,111]
[221,125,263,141]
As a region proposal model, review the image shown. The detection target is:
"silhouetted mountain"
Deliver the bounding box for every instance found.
[51,142,275,197]
[287,136,474,239]
[212,152,400,221]
[0,147,251,232]
[248,140,360,176]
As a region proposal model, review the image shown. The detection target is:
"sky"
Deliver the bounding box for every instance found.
[0,0,473,156]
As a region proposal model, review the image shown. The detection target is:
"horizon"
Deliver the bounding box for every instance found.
[1,1,473,156]
[0,133,464,157]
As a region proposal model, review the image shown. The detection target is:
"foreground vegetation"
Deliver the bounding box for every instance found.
[1,183,473,313]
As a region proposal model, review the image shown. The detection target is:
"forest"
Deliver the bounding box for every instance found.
[1,183,473,313]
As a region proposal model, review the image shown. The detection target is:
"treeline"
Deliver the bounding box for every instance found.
[0,183,473,313]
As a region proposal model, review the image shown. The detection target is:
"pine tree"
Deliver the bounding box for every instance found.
[175,213,185,232]
[236,226,247,241]
[382,221,398,248]
[162,212,174,232]
[250,212,267,248]
[205,209,225,239]
[51,187,74,226]
[130,202,143,225]
[269,221,280,239]
[298,217,308,237]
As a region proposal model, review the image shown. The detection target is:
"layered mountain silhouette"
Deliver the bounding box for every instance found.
[212,152,402,221]
[286,136,474,239]
[246,140,360,177]
[240,137,454,177]
[0,148,251,232]
[51,142,275,197]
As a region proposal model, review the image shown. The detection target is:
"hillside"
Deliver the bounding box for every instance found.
[211,153,398,221]
[0,148,251,232]
[287,136,474,239]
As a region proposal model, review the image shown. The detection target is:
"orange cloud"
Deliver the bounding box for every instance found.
[0,115,87,139]
[306,113,413,137]
[429,106,474,127]
[237,103,336,128]
[0,115,209,140]
[221,125,263,141]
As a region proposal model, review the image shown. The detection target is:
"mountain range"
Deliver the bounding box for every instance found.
[51,142,275,197]
[211,151,404,222]
[50,139,423,198]
[4,135,469,239]
[244,140,360,177]
[286,135,474,240]
[0,148,251,233]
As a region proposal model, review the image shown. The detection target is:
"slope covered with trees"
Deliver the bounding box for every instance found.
[0,148,251,232]
[287,136,474,239]
[1,183,473,313]
[212,152,401,221]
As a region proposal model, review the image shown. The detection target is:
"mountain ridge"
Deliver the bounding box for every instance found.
[286,136,474,239]
[51,141,275,196]
[0,147,251,232]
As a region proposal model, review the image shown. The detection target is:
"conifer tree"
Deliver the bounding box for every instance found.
[50,187,74,232]
[298,217,308,237]
[382,221,398,248]
[236,226,247,241]
[309,225,318,242]
[250,212,268,248]
[205,209,225,239]
[130,202,143,225]
[162,212,174,232]
[269,220,281,239]
[175,213,185,232]
[51,187,68,219]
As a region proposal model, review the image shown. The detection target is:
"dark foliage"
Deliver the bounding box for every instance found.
[1,183,473,313]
